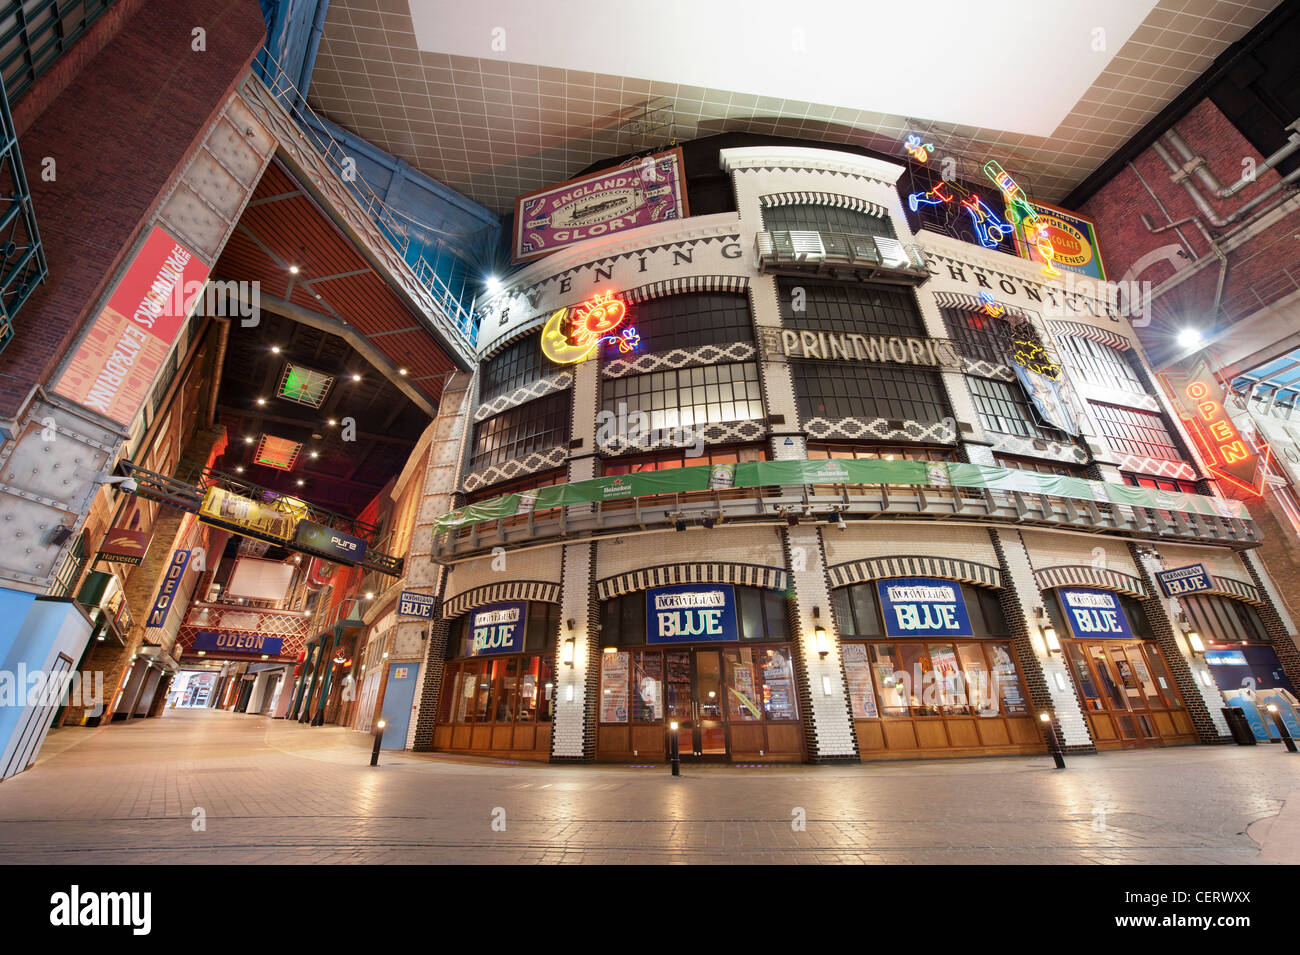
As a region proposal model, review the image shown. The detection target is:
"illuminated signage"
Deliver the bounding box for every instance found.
[1159,356,1268,496]
[984,160,1060,276]
[773,329,962,368]
[293,520,367,564]
[540,291,638,364]
[1058,587,1134,639]
[877,577,973,638]
[193,631,284,656]
[146,550,190,628]
[646,585,738,644]
[903,134,934,163]
[469,601,528,655]
[198,486,308,543]
[908,180,1012,248]
[1155,564,1212,598]
[978,291,1004,318]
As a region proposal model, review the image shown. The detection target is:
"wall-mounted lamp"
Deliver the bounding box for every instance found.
[562,637,575,667]
[812,606,829,658]
[1185,629,1205,654]
[1041,625,1060,654]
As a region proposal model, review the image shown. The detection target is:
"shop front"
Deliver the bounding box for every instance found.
[833,577,1044,758]
[433,600,561,759]
[1049,586,1195,749]
[596,584,803,762]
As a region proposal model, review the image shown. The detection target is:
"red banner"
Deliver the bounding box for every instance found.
[53,226,209,425]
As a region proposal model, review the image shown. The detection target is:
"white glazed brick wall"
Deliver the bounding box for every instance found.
[443,548,563,604]
[1240,550,1298,634]
[553,543,593,758]
[1018,531,1140,581]
[1156,542,1255,583]
[596,525,784,579]
[822,523,998,568]
[1131,550,1231,737]
[787,524,856,757]
[994,530,1092,746]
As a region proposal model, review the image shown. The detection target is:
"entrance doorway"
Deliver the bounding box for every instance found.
[665,649,728,758]
[1064,640,1196,748]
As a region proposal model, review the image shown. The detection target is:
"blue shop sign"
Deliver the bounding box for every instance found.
[469,601,527,655]
[1204,649,1248,666]
[193,630,284,656]
[146,549,190,628]
[398,591,435,618]
[646,584,738,644]
[1058,587,1134,639]
[876,577,973,638]
[1155,563,1212,598]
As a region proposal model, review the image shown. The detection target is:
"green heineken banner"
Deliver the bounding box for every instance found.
[435,459,1250,532]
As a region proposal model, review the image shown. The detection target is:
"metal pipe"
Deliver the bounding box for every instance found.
[1164,122,1300,199]
[1129,161,1199,260]
[1154,137,1300,229]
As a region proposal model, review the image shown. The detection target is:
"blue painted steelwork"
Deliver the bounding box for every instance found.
[0,71,47,354]
[1231,348,1300,411]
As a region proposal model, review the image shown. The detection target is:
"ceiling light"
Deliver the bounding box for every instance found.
[399,368,408,375]
[234,466,244,473]
[256,398,266,406]
[351,373,361,382]
[327,418,336,426]
[1177,328,1202,348]
[296,479,305,486]
[309,451,319,458]
[244,436,254,444]
[288,265,300,274]
[486,276,501,294]
[365,591,375,599]
[271,346,281,354]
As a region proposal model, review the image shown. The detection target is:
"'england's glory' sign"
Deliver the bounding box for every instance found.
[877,577,973,638]
[1058,587,1134,639]
[646,585,738,644]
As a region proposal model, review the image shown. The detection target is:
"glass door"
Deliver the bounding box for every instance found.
[663,649,730,758]
[665,650,694,757]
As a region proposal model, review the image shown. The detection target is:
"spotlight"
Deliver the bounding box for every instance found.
[1177,328,1202,348]
[327,418,337,426]
[351,373,361,382]
[244,436,254,444]
[234,466,244,473]
[399,368,408,376]
[486,276,502,294]
[256,398,266,406]
[271,346,281,354]
[288,265,300,274]
[296,479,305,486]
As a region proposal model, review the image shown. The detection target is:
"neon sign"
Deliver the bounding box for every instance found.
[984,160,1060,276]
[904,134,935,163]
[907,180,1011,248]
[1159,356,1268,496]
[540,291,639,364]
[978,290,1005,318]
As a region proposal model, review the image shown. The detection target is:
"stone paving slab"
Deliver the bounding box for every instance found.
[0,708,1296,864]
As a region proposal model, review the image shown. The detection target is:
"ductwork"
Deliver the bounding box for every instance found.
[1154,131,1300,229]
[1164,120,1300,198]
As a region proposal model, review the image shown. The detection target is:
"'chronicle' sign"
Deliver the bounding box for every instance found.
[771,329,962,368]
[398,591,435,618]
[1058,587,1134,639]
[646,584,739,644]
[193,631,284,656]
[1155,564,1213,598]
[469,601,528,655]
[877,577,973,638]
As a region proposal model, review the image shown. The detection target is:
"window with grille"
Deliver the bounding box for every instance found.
[479,333,560,403]
[968,376,1066,441]
[777,280,924,337]
[943,308,1017,366]
[602,444,766,475]
[602,362,763,432]
[470,392,570,471]
[762,203,896,238]
[1060,336,1143,393]
[624,293,752,355]
[1090,402,1185,461]
[795,361,950,423]
[995,454,1087,477]
[808,443,953,462]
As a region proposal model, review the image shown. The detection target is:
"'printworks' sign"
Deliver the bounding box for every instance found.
[469,601,528,655]
[646,584,739,644]
[769,329,962,369]
[1058,587,1134,639]
[877,577,973,638]
[192,631,284,656]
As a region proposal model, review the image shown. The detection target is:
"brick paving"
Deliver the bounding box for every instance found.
[0,708,1297,864]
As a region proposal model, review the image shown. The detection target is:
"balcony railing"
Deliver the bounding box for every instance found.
[754,230,930,284]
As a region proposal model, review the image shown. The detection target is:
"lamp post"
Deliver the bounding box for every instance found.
[1039,711,1066,769]
[1266,704,1297,753]
[370,718,386,766]
[669,720,680,776]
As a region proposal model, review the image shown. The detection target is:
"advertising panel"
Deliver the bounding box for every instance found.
[646,584,739,644]
[1057,587,1135,640]
[198,487,307,544]
[876,577,973,638]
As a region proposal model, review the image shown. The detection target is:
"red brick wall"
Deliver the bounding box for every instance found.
[0,0,267,420]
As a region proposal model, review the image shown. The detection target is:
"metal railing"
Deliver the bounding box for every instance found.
[755,230,930,281]
[0,68,46,352]
[251,49,481,344]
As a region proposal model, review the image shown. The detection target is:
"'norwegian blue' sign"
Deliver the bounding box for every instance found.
[646,584,738,644]
[877,577,973,638]
[1058,587,1134,639]
[1155,563,1212,598]
[469,601,528,656]
[398,590,435,618]
[146,549,190,628]
[193,631,284,656]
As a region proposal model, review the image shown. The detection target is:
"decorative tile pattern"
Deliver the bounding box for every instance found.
[759,191,886,218]
[596,561,788,601]
[603,341,756,378]
[1048,320,1132,352]
[827,555,1002,590]
[474,372,572,422]
[961,356,1016,382]
[442,580,562,618]
[990,433,1090,464]
[1032,563,1148,598]
[596,418,767,455]
[802,417,956,444]
[462,445,568,493]
[1113,454,1198,481]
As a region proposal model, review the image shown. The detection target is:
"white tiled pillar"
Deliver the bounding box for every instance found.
[552,542,594,759]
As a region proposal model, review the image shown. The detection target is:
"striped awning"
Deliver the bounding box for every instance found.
[827,555,1002,590]
[1206,575,1263,606]
[1047,319,1131,351]
[597,562,788,601]
[759,191,887,219]
[1033,564,1147,598]
[932,290,1037,324]
[620,274,749,305]
[442,580,561,618]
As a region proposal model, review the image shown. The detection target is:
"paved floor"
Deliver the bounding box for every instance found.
[1,708,1298,864]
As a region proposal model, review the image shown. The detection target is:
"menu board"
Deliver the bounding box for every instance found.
[601,652,630,723]
[842,643,878,719]
[761,648,798,721]
[990,641,1027,714]
[727,656,761,721]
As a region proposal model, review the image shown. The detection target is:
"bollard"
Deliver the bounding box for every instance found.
[1039,712,1066,769]
[669,720,681,777]
[370,719,386,766]
[1266,705,1298,753]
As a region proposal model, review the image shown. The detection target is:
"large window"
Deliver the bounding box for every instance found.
[995,454,1087,477]
[439,603,562,727]
[778,280,923,337]
[1182,594,1268,644]
[763,203,896,238]
[603,444,765,475]
[968,375,1066,441]
[446,601,562,659]
[808,443,953,462]
[1059,336,1143,394]
[1090,402,1184,461]
[795,362,950,423]
[625,293,753,354]
[470,392,569,471]
[602,362,763,432]
[479,333,561,403]
[601,586,789,648]
[944,308,1017,366]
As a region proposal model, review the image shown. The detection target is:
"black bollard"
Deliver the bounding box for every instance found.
[370,719,386,766]
[1040,713,1066,769]
[1267,706,1298,753]
[669,720,681,777]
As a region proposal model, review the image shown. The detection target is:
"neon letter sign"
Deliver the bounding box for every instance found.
[540,291,639,364]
